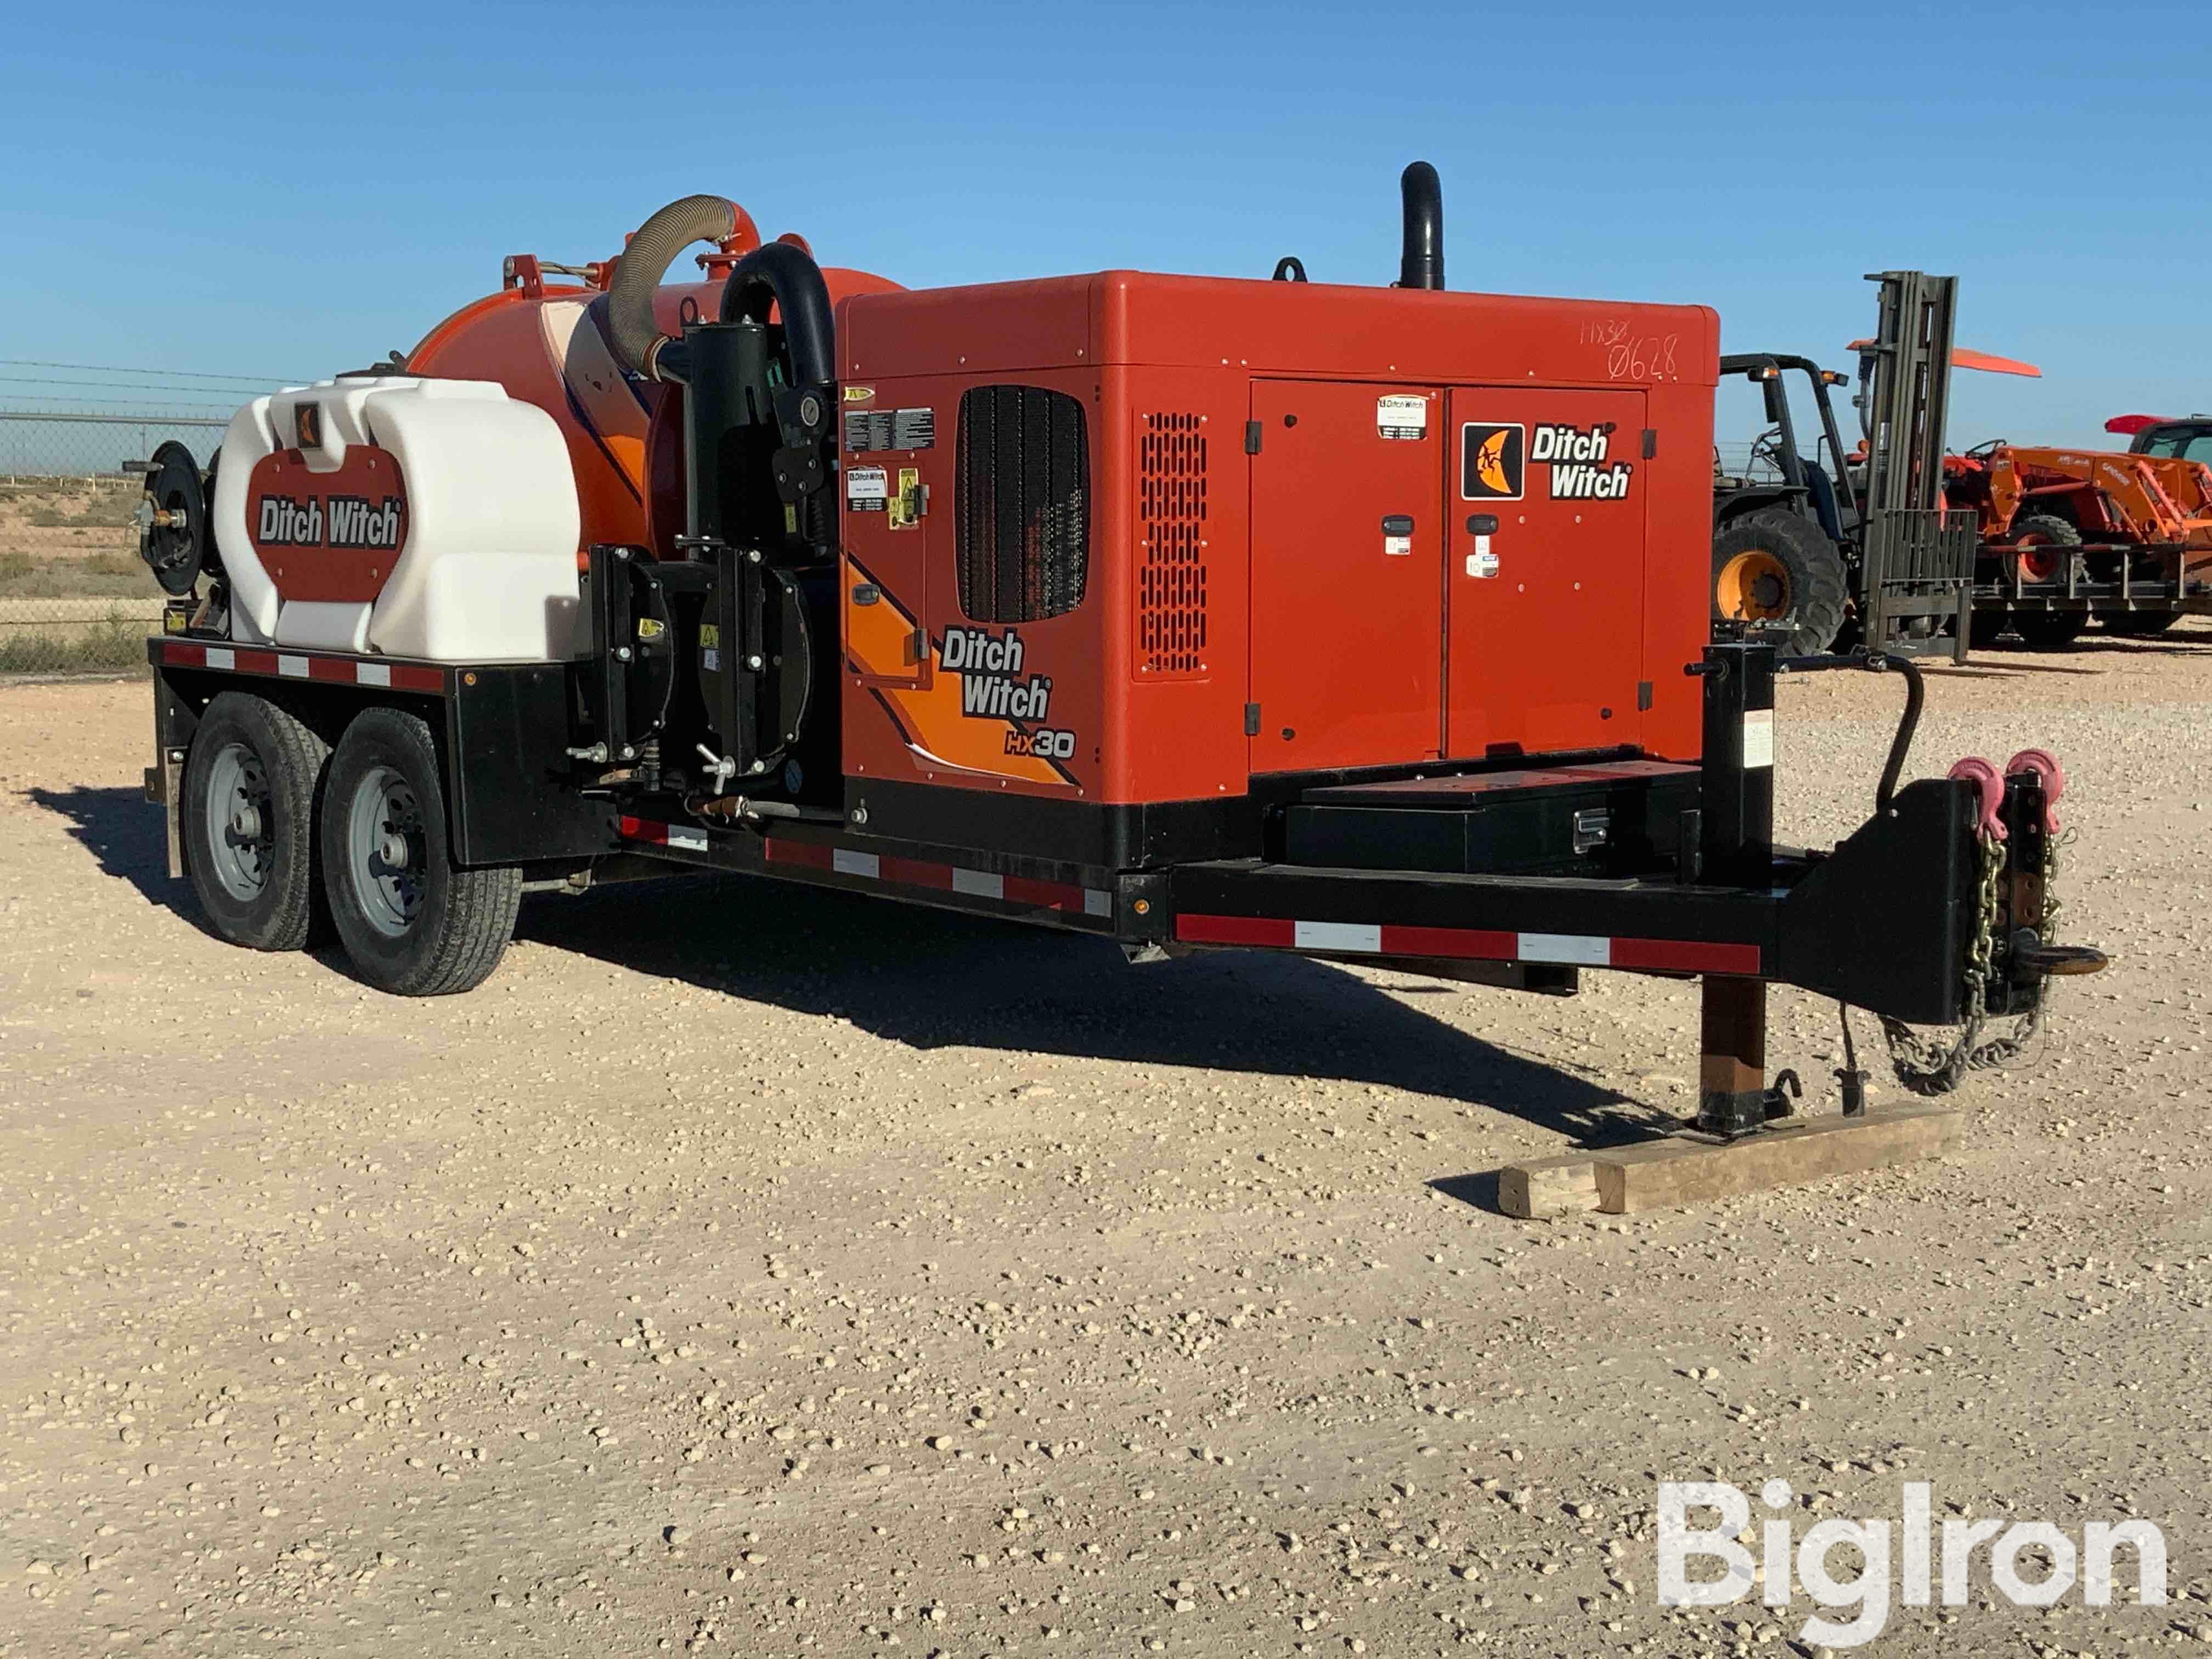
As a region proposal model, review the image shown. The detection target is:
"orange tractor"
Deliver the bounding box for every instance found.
[1946,439,2212,645]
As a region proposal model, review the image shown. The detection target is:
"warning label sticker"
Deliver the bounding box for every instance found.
[1376,394,1429,440]
[1742,709,1775,769]
[845,466,889,510]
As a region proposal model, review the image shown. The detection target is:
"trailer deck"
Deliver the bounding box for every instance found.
[1974,539,2212,618]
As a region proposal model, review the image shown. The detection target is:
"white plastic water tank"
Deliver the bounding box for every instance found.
[212,375,582,661]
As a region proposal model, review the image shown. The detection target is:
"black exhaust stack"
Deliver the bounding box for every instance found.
[1398,161,1444,291]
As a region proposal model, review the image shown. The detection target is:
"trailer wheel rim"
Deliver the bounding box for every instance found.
[203,741,273,902]
[1716,550,1790,620]
[347,764,426,938]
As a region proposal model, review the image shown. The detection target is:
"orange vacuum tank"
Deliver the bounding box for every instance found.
[407,196,899,553]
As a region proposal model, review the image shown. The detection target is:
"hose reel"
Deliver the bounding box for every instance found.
[135,439,217,597]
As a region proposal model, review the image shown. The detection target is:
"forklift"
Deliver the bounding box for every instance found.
[1711,272,1984,662]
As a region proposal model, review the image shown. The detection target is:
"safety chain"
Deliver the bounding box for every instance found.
[1878,826,2072,1096]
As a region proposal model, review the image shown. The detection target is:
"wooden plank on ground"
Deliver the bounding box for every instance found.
[1496,1153,1600,1220]
[1592,1105,1961,1215]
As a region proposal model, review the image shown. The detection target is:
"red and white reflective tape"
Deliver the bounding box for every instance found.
[159,640,445,695]
[617,815,709,853]
[1174,913,1759,975]
[620,819,1112,918]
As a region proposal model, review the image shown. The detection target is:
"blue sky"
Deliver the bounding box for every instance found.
[4,0,2204,447]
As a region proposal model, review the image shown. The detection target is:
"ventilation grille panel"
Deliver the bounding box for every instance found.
[1137,412,1208,677]
[955,386,1088,624]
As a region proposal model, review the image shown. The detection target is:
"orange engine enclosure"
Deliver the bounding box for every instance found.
[833,272,1719,810]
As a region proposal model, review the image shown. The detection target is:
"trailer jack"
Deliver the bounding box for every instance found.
[1689,644,2108,1135]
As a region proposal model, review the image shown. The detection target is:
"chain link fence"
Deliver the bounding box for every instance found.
[0,411,229,673]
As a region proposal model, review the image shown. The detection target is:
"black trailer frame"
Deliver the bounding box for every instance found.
[149,628,2052,1142]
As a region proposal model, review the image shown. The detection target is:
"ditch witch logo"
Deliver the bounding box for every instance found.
[1460,421,1634,502]
[256,493,407,551]
[943,627,1052,721]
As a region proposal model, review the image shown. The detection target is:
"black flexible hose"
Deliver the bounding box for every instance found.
[716,242,837,388]
[606,195,738,382]
[1776,647,1923,815]
[1872,654,1923,815]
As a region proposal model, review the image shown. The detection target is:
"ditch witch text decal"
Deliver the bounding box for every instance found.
[256,494,405,550]
[1461,421,1634,503]
[244,444,411,603]
[943,627,1075,760]
[839,557,1081,787]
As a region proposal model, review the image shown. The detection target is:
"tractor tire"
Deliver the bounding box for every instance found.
[320,707,521,996]
[2007,514,2080,586]
[2103,610,2180,637]
[181,691,329,951]
[1710,510,1849,656]
[2013,611,2090,651]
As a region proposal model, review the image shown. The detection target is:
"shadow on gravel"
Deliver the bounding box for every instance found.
[517,871,1666,1148]
[1969,637,2212,665]
[1932,661,2103,679]
[25,783,1660,1146]
[25,784,181,911]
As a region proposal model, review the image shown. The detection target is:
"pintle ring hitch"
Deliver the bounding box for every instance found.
[2012,931,2107,978]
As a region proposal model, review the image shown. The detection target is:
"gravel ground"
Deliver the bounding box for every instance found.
[3,627,2210,1658]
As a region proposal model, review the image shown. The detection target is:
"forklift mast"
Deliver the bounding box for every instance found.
[1855,270,1976,661]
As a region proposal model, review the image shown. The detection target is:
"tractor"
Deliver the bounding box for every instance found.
[1945,435,2212,644]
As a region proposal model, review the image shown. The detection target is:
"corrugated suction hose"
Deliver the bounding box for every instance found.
[606,195,738,381]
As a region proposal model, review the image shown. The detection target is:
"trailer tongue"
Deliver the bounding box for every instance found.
[139,164,2104,1137]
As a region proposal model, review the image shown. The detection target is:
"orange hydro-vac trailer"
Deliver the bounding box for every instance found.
[136,164,2100,1138]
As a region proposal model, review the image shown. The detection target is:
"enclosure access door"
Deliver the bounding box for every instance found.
[1248,381,1444,772]
[1444,387,1649,758]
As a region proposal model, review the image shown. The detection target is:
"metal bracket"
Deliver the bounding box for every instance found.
[1764,1068,1803,1121]
[1835,1065,1868,1116]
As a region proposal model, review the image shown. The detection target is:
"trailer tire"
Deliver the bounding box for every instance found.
[320,707,520,996]
[1711,510,1848,655]
[2007,514,2079,586]
[181,691,329,951]
[2013,611,2089,651]
[2103,610,2179,637]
